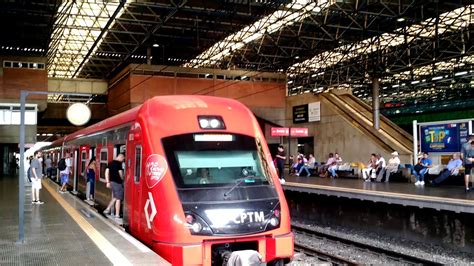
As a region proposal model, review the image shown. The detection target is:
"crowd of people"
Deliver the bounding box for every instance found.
[273,134,474,192]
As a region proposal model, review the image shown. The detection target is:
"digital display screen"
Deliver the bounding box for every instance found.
[420,122,468,153]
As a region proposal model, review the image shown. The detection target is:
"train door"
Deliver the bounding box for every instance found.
[79,146,90,198]
[125,129,145,237]
[73,149,79,193]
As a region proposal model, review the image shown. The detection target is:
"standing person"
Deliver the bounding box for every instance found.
[44,155,52,179]
[86,156,97,201]
[461,135,474,192]
[30,151,44,204]
[103,153,125,219]
[59,153,72,193]
[275,145,286,184]
[414,152,432,186]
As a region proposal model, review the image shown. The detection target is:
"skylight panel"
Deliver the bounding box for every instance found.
[48,1,130,78]
[184,0,331,68]
[291,5,473,74]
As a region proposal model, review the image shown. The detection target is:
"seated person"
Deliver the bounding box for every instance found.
[198,168,212,184]
[362,153,377,181]
[296,155,312,177]
[414,152,432,186]
[431,153,463,185]
[319,153,337,177]
[328,153,343,178]
[376,151,400,182]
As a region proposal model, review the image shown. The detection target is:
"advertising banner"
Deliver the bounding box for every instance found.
[420,122,468,153]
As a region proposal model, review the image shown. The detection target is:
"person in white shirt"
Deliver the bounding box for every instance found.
[374,153,386,179]
[59,153,73,193]
[377,151,401,182]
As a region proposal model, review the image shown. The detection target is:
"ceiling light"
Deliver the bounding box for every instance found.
[153,43,159,47]
[397,17,405,22]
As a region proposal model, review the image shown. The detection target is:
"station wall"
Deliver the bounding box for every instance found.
[107,66,286,129]
[285,93,412,165]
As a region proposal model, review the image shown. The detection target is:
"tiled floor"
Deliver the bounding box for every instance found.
[0,175,168,265]
[0,176,111,265]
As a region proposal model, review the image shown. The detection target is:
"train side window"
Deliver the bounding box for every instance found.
[99,148,108,182]
[81,150,87,176]
[134,146,142,183]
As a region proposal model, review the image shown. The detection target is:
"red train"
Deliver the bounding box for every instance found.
[42,95,293,265]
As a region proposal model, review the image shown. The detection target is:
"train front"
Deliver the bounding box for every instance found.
[139,96,293,265]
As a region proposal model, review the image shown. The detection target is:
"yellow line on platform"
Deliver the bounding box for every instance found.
[285,182,474,205]
[43,180,132,266]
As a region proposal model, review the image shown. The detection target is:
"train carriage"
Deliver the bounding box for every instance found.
[42,95,293,265]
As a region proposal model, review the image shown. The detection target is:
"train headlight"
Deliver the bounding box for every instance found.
[269,217,279,227]
[209,119,220,128]
[191,222,203,233]
[197,116,226,130]
[184,211,213,235]
[199,119,210,128]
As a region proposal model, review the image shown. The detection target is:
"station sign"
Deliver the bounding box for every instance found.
[271,127,308,137]
[293,104,308,124]
[271,127,289,137]
[290,128,308,137]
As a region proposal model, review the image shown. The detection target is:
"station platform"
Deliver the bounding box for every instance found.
[283,176,474,214]
[0,176,169,265]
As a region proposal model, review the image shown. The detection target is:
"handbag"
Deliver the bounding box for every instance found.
[414,164,425,173]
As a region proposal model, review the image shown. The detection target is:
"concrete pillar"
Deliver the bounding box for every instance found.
[147,47,152,65]
[372,77,380,130]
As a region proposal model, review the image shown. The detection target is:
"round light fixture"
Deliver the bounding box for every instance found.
[66,103,91,126]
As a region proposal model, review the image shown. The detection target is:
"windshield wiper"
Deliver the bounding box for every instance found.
[223,177,255,199]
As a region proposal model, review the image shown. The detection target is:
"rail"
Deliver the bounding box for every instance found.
[292,224,442,265]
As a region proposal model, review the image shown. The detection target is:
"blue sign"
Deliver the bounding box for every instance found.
[420,122,468,153]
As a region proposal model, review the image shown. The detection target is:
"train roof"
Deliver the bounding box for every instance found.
[63,95,248,143]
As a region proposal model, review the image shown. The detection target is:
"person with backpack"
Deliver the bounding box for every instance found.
[58,153,72,193]
[30,151,44,204]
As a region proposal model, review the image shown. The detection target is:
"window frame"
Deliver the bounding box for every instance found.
[99,148,108,182]
[134,145,142,184]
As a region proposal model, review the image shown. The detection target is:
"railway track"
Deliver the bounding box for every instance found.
[292,224,442,265]
[294,242,355,265]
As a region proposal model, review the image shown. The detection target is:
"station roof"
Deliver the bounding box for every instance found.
[0,0,473,116]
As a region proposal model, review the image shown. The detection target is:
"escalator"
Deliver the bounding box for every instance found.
[321,92,413,155]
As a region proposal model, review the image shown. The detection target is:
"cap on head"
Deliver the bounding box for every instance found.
[391,151,399,156]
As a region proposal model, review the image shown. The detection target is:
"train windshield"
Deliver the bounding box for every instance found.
[162,133,272,188]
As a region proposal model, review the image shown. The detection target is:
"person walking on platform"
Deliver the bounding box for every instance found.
[461,135,474,192]
[431,153,463,186]
[30,151,44,204]
[58,153,72,193]
[103,154,125,219]
[377,151,400,183]
[275,145,287,184]
[414,152,432,186]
